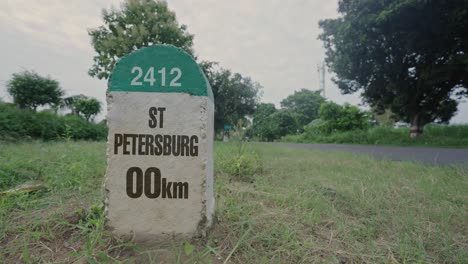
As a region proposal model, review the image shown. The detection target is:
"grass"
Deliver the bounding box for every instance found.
[0,141,467,263]
[282,124,468,148]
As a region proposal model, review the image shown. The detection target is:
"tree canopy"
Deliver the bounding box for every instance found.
[252,103,278,141]
[251,103,303,141]
[319,0,468,137]
[88,0,194,79]
[268,110,300,139]
[63,95,102,121]
[201,62,262,133]
[7,71,63,111]
[280,89,325,130]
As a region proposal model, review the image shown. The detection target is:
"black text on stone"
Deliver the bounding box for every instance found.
[148,107,166,128]
[126,167,189,199]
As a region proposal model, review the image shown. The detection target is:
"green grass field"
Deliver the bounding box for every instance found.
[0,141,467,263]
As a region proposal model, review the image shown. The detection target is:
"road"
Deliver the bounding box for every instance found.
[268,143,468,166]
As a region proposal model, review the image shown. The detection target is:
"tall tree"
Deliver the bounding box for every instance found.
[201,62,262,134]
[319,0,468,137]
[7,71,63,111]
[280,89,325,130]
[88,0,194,79]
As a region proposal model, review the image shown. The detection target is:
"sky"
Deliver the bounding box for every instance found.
[0,0,466,123]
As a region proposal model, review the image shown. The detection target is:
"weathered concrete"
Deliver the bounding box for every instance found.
[104,45,214,245]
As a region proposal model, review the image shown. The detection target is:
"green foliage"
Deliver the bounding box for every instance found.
[303,118,328,136]
[288,124,468,148]
[88,0,194,79]
[201,62,262,134]
[280,89,325,129]
[7,71,64,111]
[0,103,107,141]
[61,115,108,141]
[64,95,102,121]
[252,109,300,142]
[269,110,300,138]
[252,103,278,141]
[319,0,468,135]
[218,150,263,182]
[216,127,263,182]
[372,108,396,127]
[251,89,324,141]
[251,104,303,142]
[317,102,370,133]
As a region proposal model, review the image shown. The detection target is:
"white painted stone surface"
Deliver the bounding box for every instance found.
[105,92,214,244]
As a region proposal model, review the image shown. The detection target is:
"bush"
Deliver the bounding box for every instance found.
[61,115,107,141]
[253,109,300,141]
[318,102,370,133]
[286,124,468,147]
[303,118,329,136]
[0,103,107,141]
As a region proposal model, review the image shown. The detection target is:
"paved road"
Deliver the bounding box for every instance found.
[268,143,468,166]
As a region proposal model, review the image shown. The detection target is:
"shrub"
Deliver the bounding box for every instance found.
[285,124,468,147]
[304,118,329,136]
[318,102,370,133]
[0,103,107,141]
[61,115,107,141]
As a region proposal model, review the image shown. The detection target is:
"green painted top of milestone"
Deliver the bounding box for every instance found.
[108,45,213,100]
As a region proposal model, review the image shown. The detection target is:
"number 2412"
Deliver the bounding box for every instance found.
[131,67,182,87]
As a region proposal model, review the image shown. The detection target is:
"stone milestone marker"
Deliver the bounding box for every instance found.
[105,45,214,244]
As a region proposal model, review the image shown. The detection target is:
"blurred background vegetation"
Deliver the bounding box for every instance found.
[1,0,467,147]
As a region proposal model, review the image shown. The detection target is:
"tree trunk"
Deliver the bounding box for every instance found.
[409,113,424,138]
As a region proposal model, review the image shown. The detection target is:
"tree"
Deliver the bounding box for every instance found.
[7,71,63,111]
[280,89,325,130]
[319,0,468,137]
[269,110,300,138]
[252,89,325,141]
[63,95,102,121]
[88,0,194,79]
[251,106,300,141]
[252,103,277,141]
[318,102,341,123]
[318,102,369,133]
[201,62,262,134]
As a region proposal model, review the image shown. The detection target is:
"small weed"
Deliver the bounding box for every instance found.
[217,149,263,182]
[216,125,263,182]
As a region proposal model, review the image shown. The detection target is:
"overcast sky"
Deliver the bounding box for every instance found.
[0,0,466,123]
